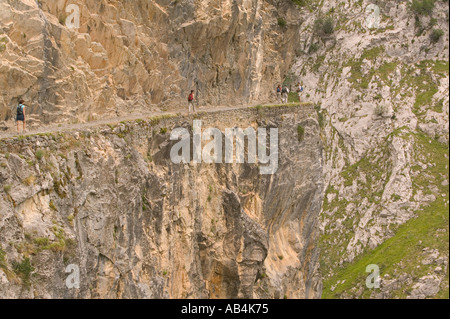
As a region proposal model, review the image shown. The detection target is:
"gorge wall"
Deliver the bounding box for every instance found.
[0,0,302,129]
[291,0,449,298]
[0,105,324,298]
[0,0,449,299]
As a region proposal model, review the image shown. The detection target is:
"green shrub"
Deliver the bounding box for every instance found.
[308,43,319,54]
[23,175,36,186]
[49,200,58,211]
[322,18,334,34]
[429,17,438,27]
[277,17,287,28]
[291,0,308,7]
[33,237,49,247]
[12,257,34,286]
[0,37,6,53]
[414,15,426,36]
[142,195,149,211]
[375,104,385,116]
[297,125,305,142]
[35,149,45,160]
[411,0,435,16]
[430,29,444,43]
[0,248,7,269]
[314,17,334,37]
[3,184,11,193]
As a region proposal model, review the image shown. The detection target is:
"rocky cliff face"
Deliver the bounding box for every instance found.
[0,0,449,300]
[290,0,449,298]
[0,105,324,298]
[0,0,302,129]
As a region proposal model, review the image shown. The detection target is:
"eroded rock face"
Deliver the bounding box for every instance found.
[289,0,449,298]
[0,106,323,299]
[0,0,302,128]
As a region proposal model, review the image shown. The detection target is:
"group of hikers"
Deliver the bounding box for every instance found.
[13,84,305,134]
[186,81,305,116]
[276,82,304,104]
[186,82,305,116]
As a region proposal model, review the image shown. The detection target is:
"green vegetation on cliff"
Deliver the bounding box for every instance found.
[322,131,449,299]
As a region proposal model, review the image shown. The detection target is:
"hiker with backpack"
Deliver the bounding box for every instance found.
[297,82,304,103]
[188,90,196,114]
[16,99,26,134]
[281,86,288,104]
[276,85,282,103]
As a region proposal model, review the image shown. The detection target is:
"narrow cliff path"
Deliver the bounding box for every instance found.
[0,105,256,140]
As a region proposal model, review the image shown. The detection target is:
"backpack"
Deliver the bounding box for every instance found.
[188,93,194,101]
[17,104,24,116]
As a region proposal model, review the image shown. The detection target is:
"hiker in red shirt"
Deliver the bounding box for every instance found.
[188,90,195,114]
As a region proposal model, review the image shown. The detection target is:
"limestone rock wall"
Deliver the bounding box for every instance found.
[289,0,449,298]
[0,0,302,129]
[0,105,323,299]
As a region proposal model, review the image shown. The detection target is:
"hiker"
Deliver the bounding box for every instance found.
[16,99,26,134]
[297,82,304,102]
[188,90,196,114]
[281,86,288,104]
[276,84,282,103]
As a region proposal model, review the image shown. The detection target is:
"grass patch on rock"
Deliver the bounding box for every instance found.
[322,131,449,299]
